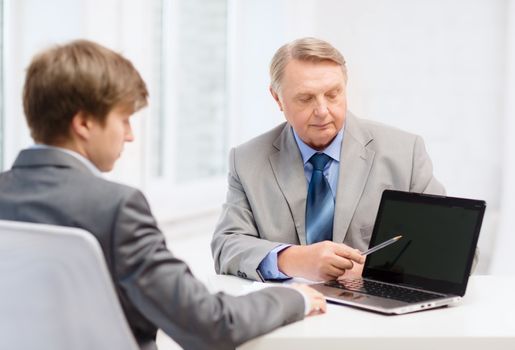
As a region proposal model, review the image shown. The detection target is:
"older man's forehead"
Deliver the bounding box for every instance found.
[285,59,343,78]
[285,69,345,94]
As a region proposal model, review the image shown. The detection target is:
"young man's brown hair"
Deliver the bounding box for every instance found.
[23,39,148,144]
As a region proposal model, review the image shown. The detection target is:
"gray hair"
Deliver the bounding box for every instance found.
[269,37,347,92]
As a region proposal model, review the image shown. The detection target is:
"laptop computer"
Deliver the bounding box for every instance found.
[311,190,486,314]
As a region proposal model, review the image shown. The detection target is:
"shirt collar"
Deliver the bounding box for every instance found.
[30,144,102,177]
[292,125,345,165]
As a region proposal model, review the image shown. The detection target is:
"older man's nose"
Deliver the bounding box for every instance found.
[314,101,329,117]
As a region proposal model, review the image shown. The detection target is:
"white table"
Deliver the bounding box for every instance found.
[207,275,515,350]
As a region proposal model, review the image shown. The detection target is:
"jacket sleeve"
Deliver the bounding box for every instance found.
[112,189,304,350]
[211,148,286,281]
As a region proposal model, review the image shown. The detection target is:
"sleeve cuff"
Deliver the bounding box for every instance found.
[257,244,292,280]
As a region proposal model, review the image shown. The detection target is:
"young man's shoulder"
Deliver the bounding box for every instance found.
[81,172,144,204]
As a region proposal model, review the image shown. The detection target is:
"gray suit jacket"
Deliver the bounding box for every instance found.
[211,113,445,281]
[0,149,304,350]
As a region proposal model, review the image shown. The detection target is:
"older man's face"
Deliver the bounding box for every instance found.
[271,59,346,150]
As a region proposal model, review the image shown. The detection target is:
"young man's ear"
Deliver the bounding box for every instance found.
[269,86,284,111]
[70,111,93,140]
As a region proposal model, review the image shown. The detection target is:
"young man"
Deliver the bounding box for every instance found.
[0,40,326,350]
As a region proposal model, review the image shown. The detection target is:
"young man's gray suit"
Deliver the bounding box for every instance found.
[211,113,446,281]
[0,148,304,350]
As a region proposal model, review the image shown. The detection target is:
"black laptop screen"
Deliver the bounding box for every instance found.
[363,190,485,296]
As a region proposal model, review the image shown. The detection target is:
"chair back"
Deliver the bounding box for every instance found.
[0,220,139,350]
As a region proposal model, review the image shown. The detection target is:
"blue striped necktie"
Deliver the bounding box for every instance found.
[305,153,334,244]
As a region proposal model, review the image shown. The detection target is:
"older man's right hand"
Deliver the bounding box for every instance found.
[277,241,365,282]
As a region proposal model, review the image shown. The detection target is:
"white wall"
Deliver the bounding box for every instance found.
[490,0,515,275]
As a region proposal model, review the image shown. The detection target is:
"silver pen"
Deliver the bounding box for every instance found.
[361,235,403,256]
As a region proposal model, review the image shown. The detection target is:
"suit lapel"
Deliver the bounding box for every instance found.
[333,114,375,243]
[269,124,309,244]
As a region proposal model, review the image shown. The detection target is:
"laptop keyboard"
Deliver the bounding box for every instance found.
[324,279,444,303]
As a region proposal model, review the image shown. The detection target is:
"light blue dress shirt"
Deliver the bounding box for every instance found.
[257,126,344,280]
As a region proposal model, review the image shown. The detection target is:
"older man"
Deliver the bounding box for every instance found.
[211,37,444,282]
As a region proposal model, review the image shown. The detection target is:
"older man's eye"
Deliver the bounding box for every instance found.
[298,96,312,103]
[326,90,340,99]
